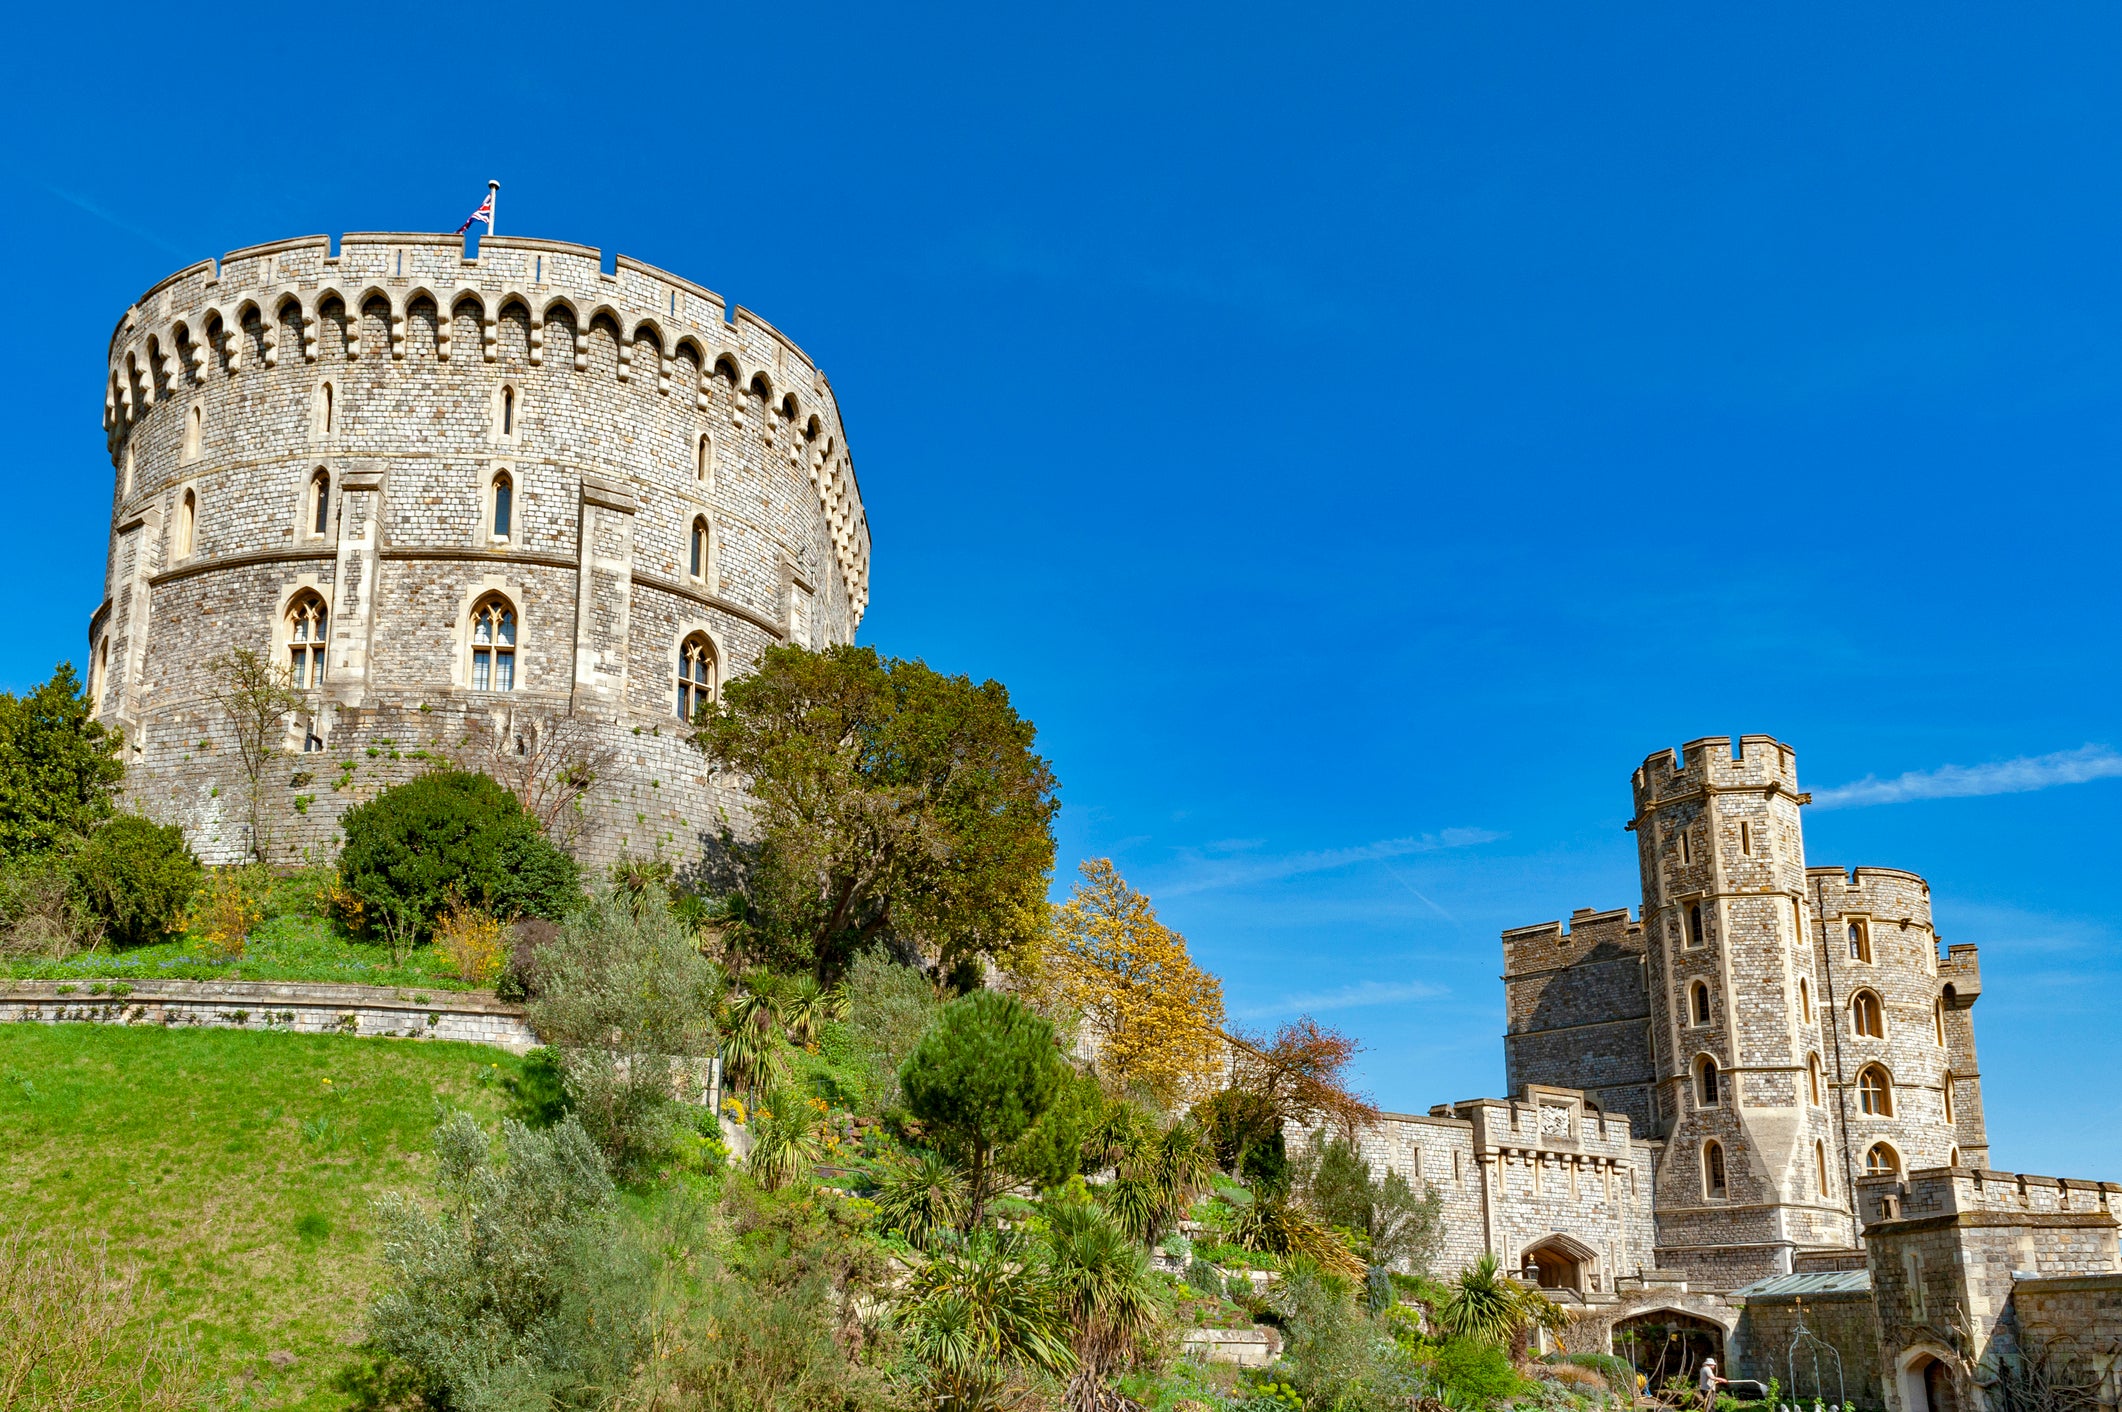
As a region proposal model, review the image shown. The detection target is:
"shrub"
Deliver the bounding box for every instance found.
[525,887,723,1181]
[0,1224,202,1409]
[0,855,100,959]
[433,903,510,984]
[337,770,580,958]
[0,663,124,864]
[837,949,939,1112]
[367,1112,647,1409]
[186,867,268,959]
[72,815,199,948]
[1185,1256,1223,1297]
[1429,1336,1523,1408]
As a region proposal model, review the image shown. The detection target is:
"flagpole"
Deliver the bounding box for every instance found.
[486,180,500,237]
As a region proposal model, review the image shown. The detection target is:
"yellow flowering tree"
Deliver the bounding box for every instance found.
[1031,859,1226,1108]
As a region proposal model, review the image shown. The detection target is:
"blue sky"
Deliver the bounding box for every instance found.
[4,5,2118,1174]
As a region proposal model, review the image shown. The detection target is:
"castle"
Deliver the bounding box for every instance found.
[89,233,868,863]
[1325,736,2121,1412]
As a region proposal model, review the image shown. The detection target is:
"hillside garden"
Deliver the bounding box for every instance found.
[0,648,1627,1412]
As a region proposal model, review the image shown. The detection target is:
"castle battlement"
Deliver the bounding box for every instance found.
[1501,907,1644,978]
[1632,733,1800,804]
[1856,1164,2121,1226]
[103,233,867,615]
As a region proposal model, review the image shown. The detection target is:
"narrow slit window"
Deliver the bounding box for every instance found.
[1799,977,1813,1023]
[1934,998,1946,1046]
[311,470,330,536]
[177,490,197,558]
[471,595,517,691]
[1808,1053,1823,1106]
[185,405,202,460]
[689,518,709,583]
[1704,1141,1727,1199]
[1690,981,1711,1025]
[1848,920,1872,963]
[1696,1057,1720,1106]
[1816,1140,1830,1196]
[321,382,333,434]
[1943,1076,1955,1125]
[502,386,515,435]
[1688,904,1706,948]
[492,472,513,540]
[697,434,712,482]
[1740,821,1752,855]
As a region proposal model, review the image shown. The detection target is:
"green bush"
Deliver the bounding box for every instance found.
[337,771,580,954]
[1430,1336,1523,1408]
[1185,1255,1224,1297]
[72,815,200,948]
[835,949,939,1113]
[0,853,101,959]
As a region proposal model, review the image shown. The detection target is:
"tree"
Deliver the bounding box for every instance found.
[449,706,616,850]
[1227,1016,1380,1135]
[898,990,1063,1224]
[1043,1201,1167,1412]
[1291,1132,1445,1274]
[0,664,124,862]
[203,647,303,864]
[337,770,580,961]
[695,644,1058,979]
[1024,859,1226,1108]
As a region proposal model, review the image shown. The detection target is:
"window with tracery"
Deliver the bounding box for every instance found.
[1852,990,1885,1039]
[1866,1142,1901,1177]
[677,633,716,722]
[288,592,328,688]
[1858,1065,1893,1116]
[471,595,517,691]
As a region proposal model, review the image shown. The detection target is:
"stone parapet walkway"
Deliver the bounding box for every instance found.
[0,978,538,1052]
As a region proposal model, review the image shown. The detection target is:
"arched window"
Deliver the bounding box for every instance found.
[1703,1140,1727,1199]
[1688,904,1706,948]
[309,469,330,537]
[1866,1142,1901,1177]
[91,637,108,713]
[1690,981,1712,1025]
[1807,1053,1823,1106]
[176,489,197,558]
[491,471,513,540]
[1942,1076,1955,1125]
[1815,1139,1830,1197]
[1799,977,1813,1023]
[184,405,202,460]
[1949,1146,1962,1167]
[1858,1064,1893,1116]
[1934,998,1946,1046]
[470,594,517,691]
[1848,920,1872,963]
[288,592,328,688]
[1852,990,1885,1039]
[122,445,135,498]
[696,434,713,482]
[689,517,710,584]
[1696,1056,1720,1106]
[319,382,334,435]
[676,633,717,722]
[501,386,515,436]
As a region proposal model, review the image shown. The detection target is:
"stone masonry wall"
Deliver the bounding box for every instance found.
[0,978,537,1050]
[1503,908,1656,1133]
[93,233,868,869]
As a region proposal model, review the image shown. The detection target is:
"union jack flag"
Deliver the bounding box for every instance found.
[455,189,495,235]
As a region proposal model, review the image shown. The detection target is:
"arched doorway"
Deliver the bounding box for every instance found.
[1521,1234,1600,1293]
[1899,1349,1961,1412]
[1613,1311,1727,1396]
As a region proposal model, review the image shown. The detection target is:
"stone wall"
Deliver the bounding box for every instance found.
[1503,908,1655,1132]
[92,233,869,870]
[1732,1291,1886,1408]
[0,978,536,1050]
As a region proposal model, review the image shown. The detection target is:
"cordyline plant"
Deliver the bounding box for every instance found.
[692,644,1058,981]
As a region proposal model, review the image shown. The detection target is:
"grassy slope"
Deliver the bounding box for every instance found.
[0,1023,526,1408]
[0,911,474,989]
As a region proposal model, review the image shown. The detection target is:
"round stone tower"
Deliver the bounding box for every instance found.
[89,232,870,867]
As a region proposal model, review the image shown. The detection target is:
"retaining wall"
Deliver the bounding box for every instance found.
[0,978,537,1051]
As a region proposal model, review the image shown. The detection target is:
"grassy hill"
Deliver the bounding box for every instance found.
[0,1022,529,1409]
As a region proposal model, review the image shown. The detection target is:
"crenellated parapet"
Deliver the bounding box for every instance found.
[101,233,869,617]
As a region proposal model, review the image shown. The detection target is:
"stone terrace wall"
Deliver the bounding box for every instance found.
[0,978,536,1051]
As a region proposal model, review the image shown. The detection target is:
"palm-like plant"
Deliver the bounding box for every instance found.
[719,986,789,1098]
[872,1150,970,1250]
[746,1088,825,1191]
[1232,1197,1367,1280]
[1096,1118,1218,1244]
[1043,1202,1167,1412]
[896,1233,1076,1412]
[1436,1253,1569,1355]
[780,975,848,1049]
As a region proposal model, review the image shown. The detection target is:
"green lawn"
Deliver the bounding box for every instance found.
[0,911,472,989]
[0,1023,527,1408]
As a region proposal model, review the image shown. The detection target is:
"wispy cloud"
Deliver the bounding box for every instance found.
[45,187,188,257]
[1155,829,1503,898]
[1811,745,2122,810]
[1236,979,1448,1020]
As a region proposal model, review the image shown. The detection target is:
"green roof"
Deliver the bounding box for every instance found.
[1730,1271,1872,1300]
